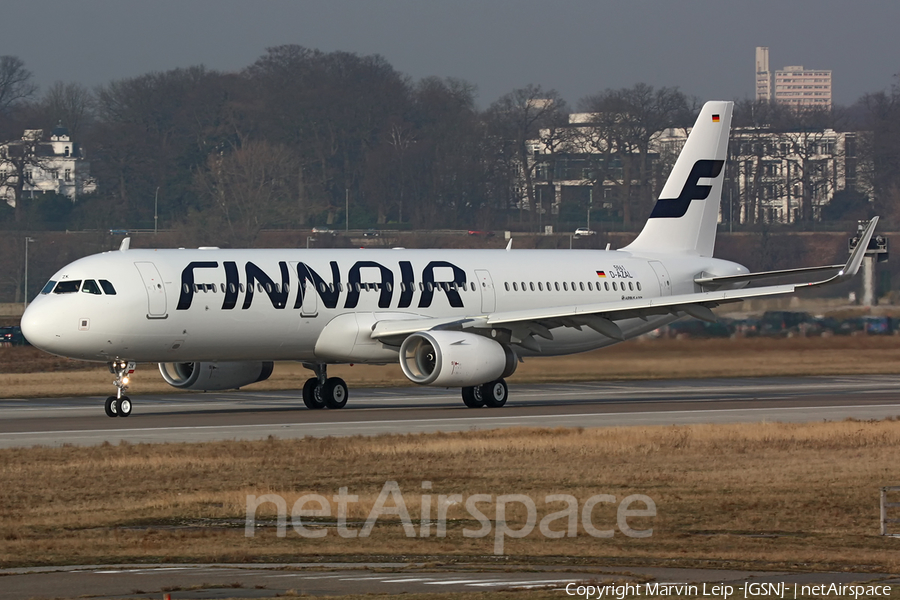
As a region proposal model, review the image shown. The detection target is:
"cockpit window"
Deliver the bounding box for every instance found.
[99,280,117,295]
[54,280,81,294]
[41,280,57,295]
[81,280,102,295]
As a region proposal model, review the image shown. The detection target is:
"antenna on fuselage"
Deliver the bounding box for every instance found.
[119,237,131,252]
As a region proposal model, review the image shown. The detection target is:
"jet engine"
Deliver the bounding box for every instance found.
[159,361,274,391]
[399,331,517,387]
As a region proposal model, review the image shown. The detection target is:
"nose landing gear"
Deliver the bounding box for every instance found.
[105,360,135,418]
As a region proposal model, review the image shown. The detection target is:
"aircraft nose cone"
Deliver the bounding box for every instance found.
[20,301,60,353]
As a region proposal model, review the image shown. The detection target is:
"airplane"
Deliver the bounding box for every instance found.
[20,101,879,418]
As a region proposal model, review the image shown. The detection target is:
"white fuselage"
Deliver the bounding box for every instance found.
[21,247,747,365]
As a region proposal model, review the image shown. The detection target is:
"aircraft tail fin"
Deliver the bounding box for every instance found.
[624,100,733,257]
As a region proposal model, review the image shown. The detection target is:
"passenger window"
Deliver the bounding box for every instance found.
[54,280,81,294]
[628,281,634,291]
[538,282,544,291]
[555,282,560,291]
[612,282,618,291]
[530,282,535,291]
[505,282,510,291]
[604,281,610,291]
[470,282,476,292]
[81,280,102,295]
[637,282,642,291]
[579,282,585,291]
[41,280,57,294]
[512,282,518,291]
[563,282,568,291]
[588,282,593,291]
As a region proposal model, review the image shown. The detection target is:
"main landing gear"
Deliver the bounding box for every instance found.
[105,360,135,418]
[461,378,508,408]
[302,363,348,410]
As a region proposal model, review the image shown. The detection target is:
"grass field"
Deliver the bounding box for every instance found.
[2,419,900,571]
[3,335,900,398]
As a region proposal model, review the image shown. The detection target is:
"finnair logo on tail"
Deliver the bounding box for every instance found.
[649,159,724,219]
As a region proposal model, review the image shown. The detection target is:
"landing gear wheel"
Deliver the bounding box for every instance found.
[117,396,132,417]
[302,377,326,410]
[481,379,508,408]
[104,396,118,418]
[461,386,486,408]
[322,377,349,409]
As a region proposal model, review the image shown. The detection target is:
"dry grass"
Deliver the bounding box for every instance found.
[3,336,900,398]
[2,420,900,570]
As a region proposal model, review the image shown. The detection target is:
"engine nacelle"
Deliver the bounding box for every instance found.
[399,331,516,387]
[159,361,274,391]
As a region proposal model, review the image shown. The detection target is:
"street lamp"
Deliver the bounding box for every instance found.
[154,186,159,234]
[23,236,35,310]
[587,187,593,231]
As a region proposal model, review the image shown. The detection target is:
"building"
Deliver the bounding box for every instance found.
[774,65,832,109]
[755,46,772,102]
[0,125,97,207]
[522,114,870,227]
[728,127,867,223]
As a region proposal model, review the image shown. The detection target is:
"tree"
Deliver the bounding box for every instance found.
[32,82,94,139]
[0,56,36,125]
[485,85,569,230]
[578,85,692,225]
[0,131,50,224]
[194,140,300,247]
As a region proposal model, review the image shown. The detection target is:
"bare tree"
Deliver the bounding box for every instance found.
[0,56,37,120]
[579,85,692,225]
[0,131,50,224]
[36,82,94,138]
[195,140,300,247]
[485,85,569,230]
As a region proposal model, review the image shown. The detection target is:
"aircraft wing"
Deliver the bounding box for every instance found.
[371,218,878,350]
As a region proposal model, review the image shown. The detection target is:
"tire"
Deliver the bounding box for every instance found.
[302,377,326,410]
[118,396,132,417]
[461,386,485,408]
[104,396,118,418]
[481,379,508,408]
[322,377,349,409]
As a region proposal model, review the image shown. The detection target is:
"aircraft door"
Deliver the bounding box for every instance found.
[649,261,672,297]
[301,278,318,317]
[134,261,168,318]
[474,269,496,313]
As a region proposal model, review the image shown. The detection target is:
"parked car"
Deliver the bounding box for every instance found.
[363,229,381,238]
[468,230,494,237]
[311,227,335,235]
[574,228,596,237]
[0,326,26,345]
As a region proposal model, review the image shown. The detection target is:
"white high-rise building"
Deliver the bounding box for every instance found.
[774,65,832,109]
[755,47,772,102]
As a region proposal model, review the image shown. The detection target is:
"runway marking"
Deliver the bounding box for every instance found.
[3,403,900,439]
[424,578,500,585]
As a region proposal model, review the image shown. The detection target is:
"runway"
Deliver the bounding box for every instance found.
[1,374,899,448]
[0,563,894,600]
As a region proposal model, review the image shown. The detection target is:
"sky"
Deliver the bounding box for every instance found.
[4,0,899,109]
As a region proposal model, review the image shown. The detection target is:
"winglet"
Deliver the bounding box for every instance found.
[806,216,878,287]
